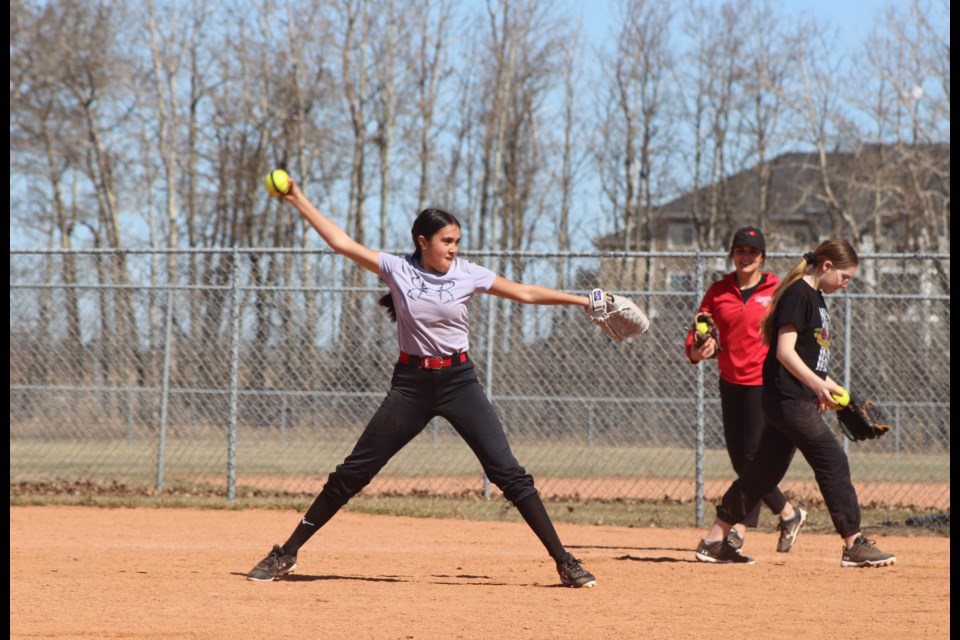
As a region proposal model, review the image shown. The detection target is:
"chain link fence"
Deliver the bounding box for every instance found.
[9,248,950,522]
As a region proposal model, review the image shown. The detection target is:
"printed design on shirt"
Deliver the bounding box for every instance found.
[814,306,831,372]
[406,273,456,303]
[755,294,773,306]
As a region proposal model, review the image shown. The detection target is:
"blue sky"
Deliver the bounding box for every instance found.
[776,0,892,47]
[780,0,888,44]
[10,0,942,250]
[565,0,896,52]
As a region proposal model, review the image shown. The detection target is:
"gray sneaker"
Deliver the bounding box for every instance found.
[247,544,298,581]
[841,536,896,568]
[556,553,596,588]
[726,528,744,551]
[696,539,754,564]
[776,507,807,553]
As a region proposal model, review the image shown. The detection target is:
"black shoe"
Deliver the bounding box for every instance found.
[776,507,807,553]
[556,553,597,588]
[695,539,755,564]
[841,536,896,568]
[726,528,744,551]
[247,544,298,581]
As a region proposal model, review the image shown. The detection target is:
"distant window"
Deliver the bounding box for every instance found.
[667,223,696,248]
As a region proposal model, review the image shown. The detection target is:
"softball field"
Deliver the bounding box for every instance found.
[9,505,948,639]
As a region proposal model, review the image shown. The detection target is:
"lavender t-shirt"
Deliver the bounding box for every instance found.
[379,252,496,356]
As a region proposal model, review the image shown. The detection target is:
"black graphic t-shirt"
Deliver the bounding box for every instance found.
[763,279,831,401]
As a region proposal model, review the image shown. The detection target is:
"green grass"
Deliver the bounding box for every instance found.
[10,438,950,482]
[8,492,948,538]
[10,436,950,538]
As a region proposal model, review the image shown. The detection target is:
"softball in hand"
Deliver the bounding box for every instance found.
[264,169,291,197]
[831,387,850,407]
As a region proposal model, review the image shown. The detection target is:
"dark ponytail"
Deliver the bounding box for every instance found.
[378,293,397,322]
[379,208,461,322]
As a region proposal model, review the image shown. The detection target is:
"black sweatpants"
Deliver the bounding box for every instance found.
[716,394,862,538]
[718,379,788,527]
[320,357,538,510]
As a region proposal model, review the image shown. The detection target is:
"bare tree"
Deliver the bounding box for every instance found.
[739,0,791,231]
[339,0,371,248]
[50,0,145,389]
[618,0,675,252]
[141,0,214,387]
[554,20,588,274]
[475,0,518,252]
[597,0,675,304]
[334,0,377,383]
[781,17,857,239]
[370,0,404,249]
[496,1,563,256]
[677,1,708,248]
[279,0,339,388]
[410,0,452,212]
[872,0,950,254]
[679,0,752,250]
[440,51,480,222]
[10,1,86,379]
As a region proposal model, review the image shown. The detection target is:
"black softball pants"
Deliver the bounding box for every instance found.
[716,394,862,539]
[320,358,538,509]
[718,379,788,527]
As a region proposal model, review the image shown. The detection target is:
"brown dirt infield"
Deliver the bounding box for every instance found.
[10,505,949,640]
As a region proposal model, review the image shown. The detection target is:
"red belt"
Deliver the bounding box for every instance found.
[398,351,468,369]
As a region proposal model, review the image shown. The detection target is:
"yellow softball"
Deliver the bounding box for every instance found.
[264,169,290,197]
[831,387,850,407]
[696,322,709,335]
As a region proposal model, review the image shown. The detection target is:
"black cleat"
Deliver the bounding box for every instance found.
[695,539,755,564]
[247,544,298,581]
[556,553,597,588]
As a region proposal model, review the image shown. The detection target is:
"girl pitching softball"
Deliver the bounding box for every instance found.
[246,178,597,587]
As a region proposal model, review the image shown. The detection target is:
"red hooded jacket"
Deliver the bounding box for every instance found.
[684,271,780,386]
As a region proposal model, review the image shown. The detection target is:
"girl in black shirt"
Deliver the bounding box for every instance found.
[695,240,896,568]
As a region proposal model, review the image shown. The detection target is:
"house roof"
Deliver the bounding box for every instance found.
[594,143,950,250]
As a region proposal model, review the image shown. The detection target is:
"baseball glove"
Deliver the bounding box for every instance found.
[586,289,650,341]
[691,311,721,358]
[835,392,891,441]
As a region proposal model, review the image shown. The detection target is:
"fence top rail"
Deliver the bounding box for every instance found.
[7,282,951,301]
[9,384,953,410]
[9,248,952,261]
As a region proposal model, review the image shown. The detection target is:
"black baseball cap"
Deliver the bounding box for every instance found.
[731,226,765,252]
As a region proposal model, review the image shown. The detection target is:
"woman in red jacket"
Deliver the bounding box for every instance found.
[685,227,805,561]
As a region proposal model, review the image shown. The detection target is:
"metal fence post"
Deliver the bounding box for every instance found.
[154,275,175,492]
[842,293,852,456]
[126,391,135,443]
[226,248,242,500]
[280,394,287,451]
[482,294,498,500]
[693,253,705,527]
[894,405,901,460]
